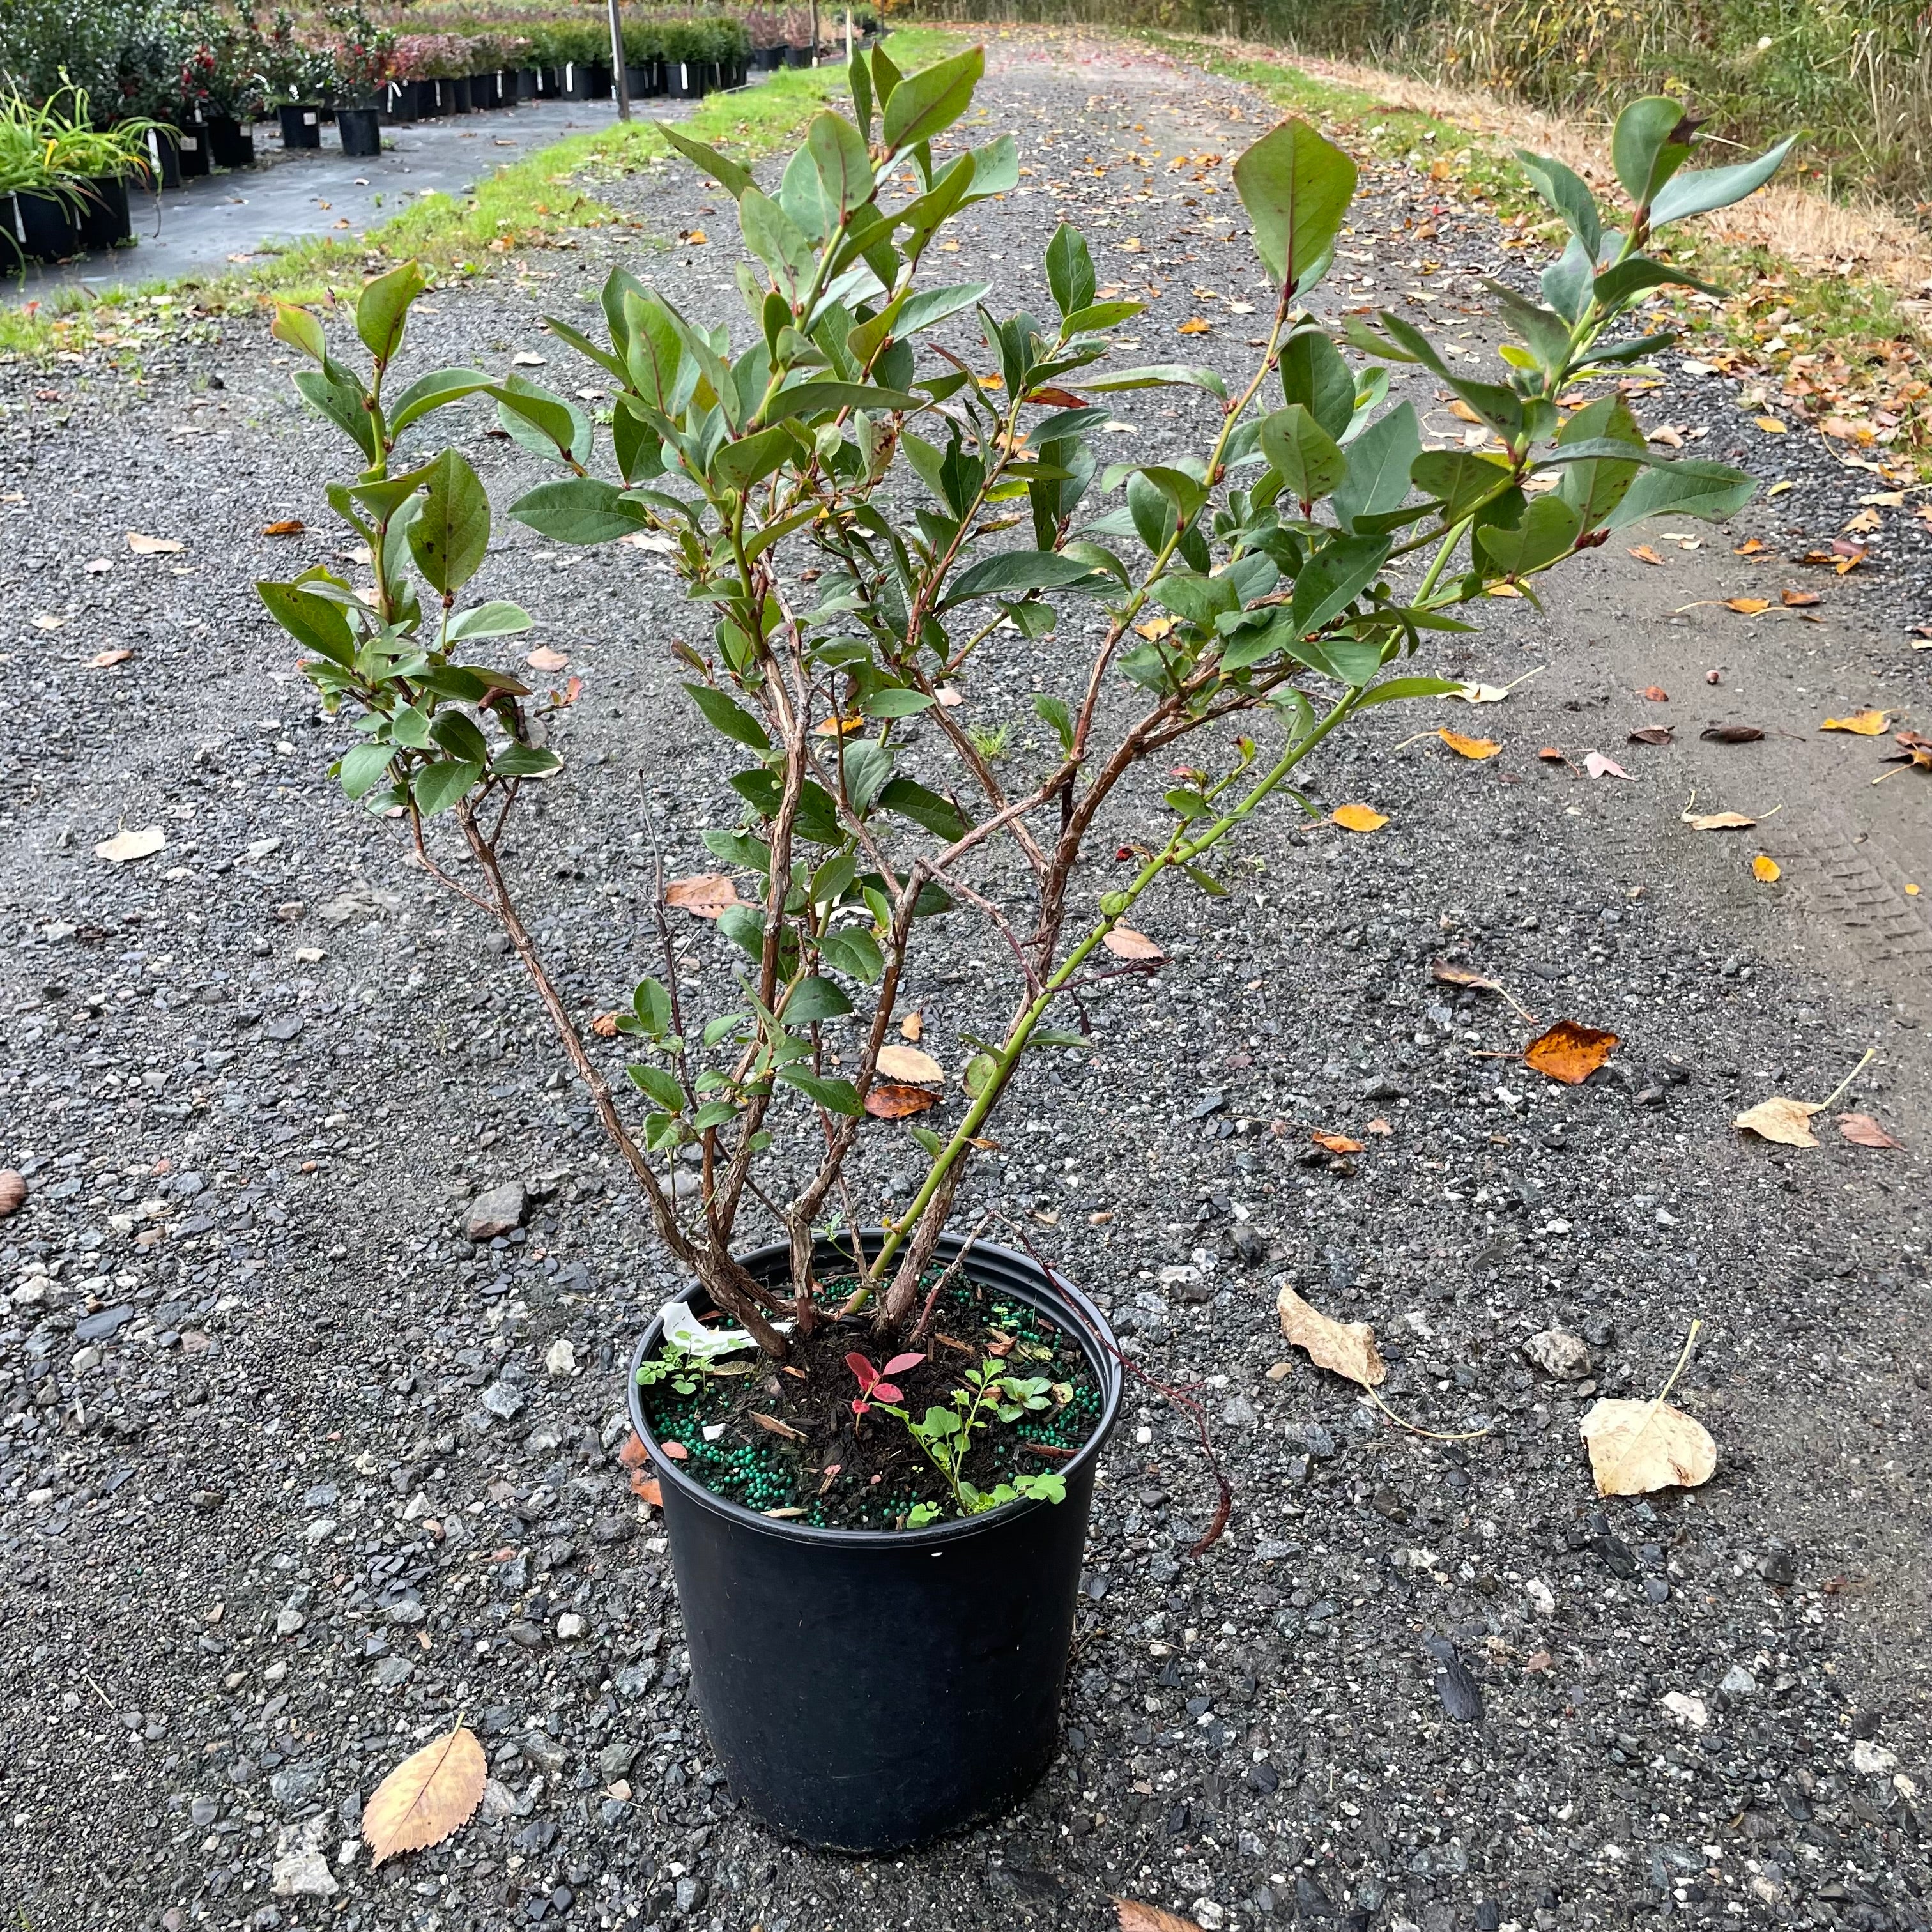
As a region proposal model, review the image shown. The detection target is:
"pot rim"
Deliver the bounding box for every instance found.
[625,1230,1120,1549]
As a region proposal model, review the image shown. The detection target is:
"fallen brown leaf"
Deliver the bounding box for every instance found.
[900,1009,924,1041]
[89,648,134,668]
[876,1043,944,1084]
[749,1410,808,1442]
[1629,544,1665,566]
[1683,809,1755,829]
[1103,926,1165,962]
[664,874,741,919]
[1276,1283,1385,1388]
[1724,597,1770,615]
[863,1083,939,1119]
[1637,685,1670,702]
[1700,724,1764,744]
[1438,728,1500,761]
[1536,746,1566,762]
[1311,1130,1366,1154]
[1580,1399,1717,1497]
[590,1012,619,1038]
[1837,1112,1902,1149]
[1446,399,1483,423]
[1116,1903,1204,1932]
[94,825,166,864]
[1780,588,1820,608]
[1524,1020,1617,1085]
[526,645,570,672]
[362,1726,487,1867]
[1627,726,1674,746]
[261,518,305,535]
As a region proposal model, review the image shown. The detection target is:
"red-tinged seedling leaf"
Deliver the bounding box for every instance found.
[871,1382,904,1404]
[883,1353,926,1376]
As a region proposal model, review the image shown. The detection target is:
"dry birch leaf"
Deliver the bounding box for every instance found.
[95,825,166,864]
[1116,1903,1205,1932]
[900,1009,924,1041]
[876,1043,944,1084]
[362,1726,486,1867]
[664,874,741,918]
[1276,1284,1385,1388]
[1579,1398,1717,1497]
[1524,1020,1616,1085]
[1734,1095,1823,1146]
[1103,926,1165,962]
[1837,1112,1901,1149]
[526,645,569,671]
[1330,803,1387,833]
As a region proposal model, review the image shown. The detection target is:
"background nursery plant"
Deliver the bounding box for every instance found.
[257,52,1791,1479]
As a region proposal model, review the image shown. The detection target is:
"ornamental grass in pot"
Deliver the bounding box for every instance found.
[257,49,1790,1848]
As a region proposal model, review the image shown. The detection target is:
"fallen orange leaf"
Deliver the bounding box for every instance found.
[1176,317,1212,335]
[1780,588,1820,608]
[1311,1130,1366,1154]
[1629,545,1664,566]
[261,518,305,535]
[1438,728,1500,760]
[590,1012,619,1038]
[1524,1020,1617,1085]
[864,1083,939,1119]
[1637,685,1669,702]
[1331,803,1388,833]
[1724,597,1770,615]
[1446,399,1483,424]
[1752,853,1781,882]
[362,1727,486,1867]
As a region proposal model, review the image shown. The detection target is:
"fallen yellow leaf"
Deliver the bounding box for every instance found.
[1276,1284,1385,1388]
[1176,317,1212,335]
[1438,728,1500,760]
[1331,803,1387,833]
[1724,597,1770,615]
[1580,1399,1716,1497]
[1734,1094,1822,1147]
[1752,852,1781,882]
[1446,399,1483,424]
[1752,415,1786,433]
[362,1726,487,1867]
[1821,710,1890,735]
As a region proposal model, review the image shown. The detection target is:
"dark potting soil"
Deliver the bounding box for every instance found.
[636,1276,1103,1529]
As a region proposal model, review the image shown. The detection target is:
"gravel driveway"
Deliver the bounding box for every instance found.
[0,29,1927,1932]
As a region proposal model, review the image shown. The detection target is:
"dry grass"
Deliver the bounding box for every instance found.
[1229,40,1932,325]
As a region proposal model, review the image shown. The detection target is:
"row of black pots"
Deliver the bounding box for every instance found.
[3,174,133,264]
[627,1230,1122,1853]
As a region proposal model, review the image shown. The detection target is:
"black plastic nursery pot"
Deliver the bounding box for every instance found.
[625,1231,1121,1853]
[583,61,613,100]
[666,59,710,98]
[783,43,814,66]
[719,54,747,88]
[206,116,253,168]
[6,188,79,264]
[277,102,321,148]
[513,68,539,101]
[176,122,210,176]
[337,106,382,158]
[754,43,786,69]
[624,61,662,99]
[146,125,181,190]
[76,174,132,251]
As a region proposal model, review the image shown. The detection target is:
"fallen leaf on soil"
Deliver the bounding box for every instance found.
[95,825,166,864]
[1312,1130,1366,1154]
[126,531,183,555]
[261,519,305,535]
[1276,1284,1385,1388]
[1752,853,1782,882]
[1752,415,1786,433]
[1524,1020,1617,1085]
[1432,960,1501,993]
[1331,803,1388,832]
[31,613,63,631]
[362,1726,487,1867]
[749,1410,808,1442]
[526,645,569,671]
[590,1012,618,1038]
[1628,544,1665,566]
[1637,686,1669,702]
[1580,1399,1717,1497]
[1724,597,1770,615]
[1116,1903,1205,1932]
[1700,724,1764,744]
[1844,507,1883,533]
[876,1043,944,1084]
[511,350,548,366]
[1452,682,1510,702]
[1537,746,1566,762]
[1781,588,1820,608]
[664,874,740,918]
[1438,728,1499,760]
[1646,423,1685,448]
[1103,926,1165,962]
[0,1170,26,1217]
[1683,808,1754,829]
[1583,751,1633,780]
[1176,316,1211,334]
[863,1083,939,1119]
[1628,726,1673,746]
[899,1009,923,1041]
[1837,1112,1901,1149]
[1734,1094,1823,1147]
[1821,710,1890,735]
[90,648,134,668]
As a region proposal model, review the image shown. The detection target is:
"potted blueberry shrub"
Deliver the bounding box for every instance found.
[256,53,1790,1850]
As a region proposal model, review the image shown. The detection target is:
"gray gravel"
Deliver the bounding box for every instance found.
[0,28,1928,1932]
